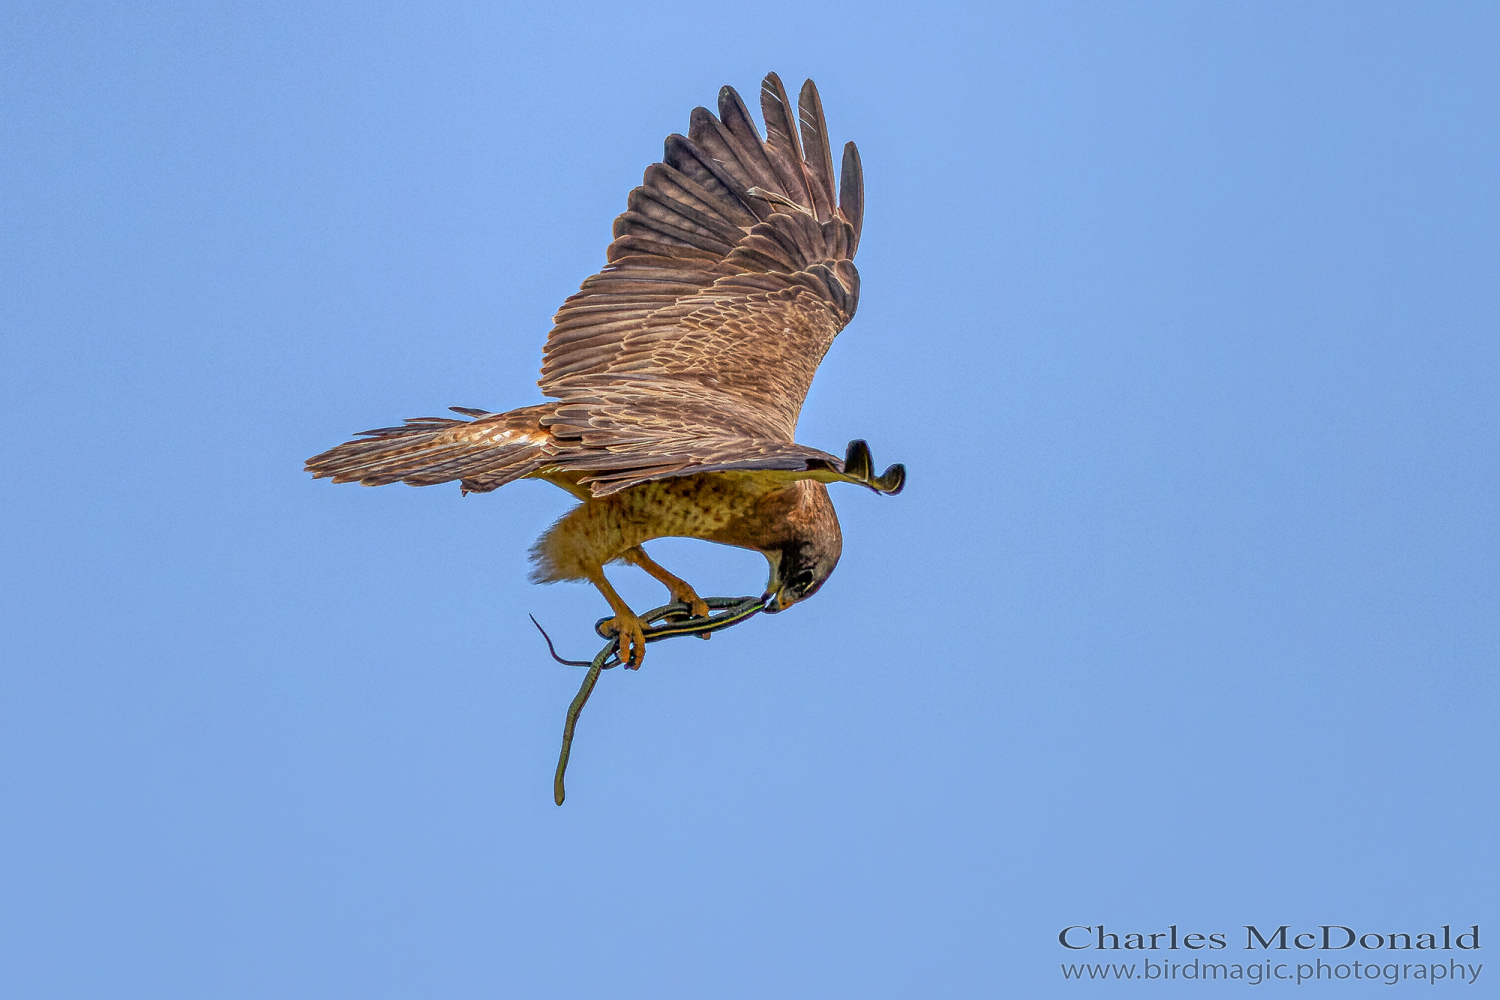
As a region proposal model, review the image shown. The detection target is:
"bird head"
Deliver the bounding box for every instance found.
[758,482,843,613]
[762,538,841,612]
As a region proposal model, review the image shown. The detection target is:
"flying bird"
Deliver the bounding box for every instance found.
[306,73,904,668]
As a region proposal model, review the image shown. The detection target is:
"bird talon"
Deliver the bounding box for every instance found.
[669,588,711,621]
[604,613,648,669]
[672,592,712,637]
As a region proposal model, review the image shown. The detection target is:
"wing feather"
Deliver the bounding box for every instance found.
[839,142,864,255]
[758,73,814,208]
[714,86,783,193]
[796,79,838,223]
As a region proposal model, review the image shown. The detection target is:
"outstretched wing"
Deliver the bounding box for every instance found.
[534,73,866,491]
[307,74,903,498]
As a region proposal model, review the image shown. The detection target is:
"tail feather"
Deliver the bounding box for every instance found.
[305,404,555,491]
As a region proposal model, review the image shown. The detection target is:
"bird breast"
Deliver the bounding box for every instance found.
[529,472,780,584]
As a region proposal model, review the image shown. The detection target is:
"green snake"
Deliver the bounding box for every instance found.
[531,595,766,805]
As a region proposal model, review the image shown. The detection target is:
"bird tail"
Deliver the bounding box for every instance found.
[305,404,556,493]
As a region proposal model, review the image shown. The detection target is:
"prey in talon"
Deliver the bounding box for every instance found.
[306,73,905,668]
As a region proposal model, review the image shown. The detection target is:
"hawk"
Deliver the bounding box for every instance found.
[306,73,904,668]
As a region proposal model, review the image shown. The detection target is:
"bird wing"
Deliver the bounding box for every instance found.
[307,75,902,498]
[535,73,866,493]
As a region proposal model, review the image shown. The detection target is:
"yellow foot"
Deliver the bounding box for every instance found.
[603,610,648,669]
[672,589,711,620]
[669,587,711,639]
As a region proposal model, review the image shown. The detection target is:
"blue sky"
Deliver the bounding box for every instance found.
[2,2,1495,996]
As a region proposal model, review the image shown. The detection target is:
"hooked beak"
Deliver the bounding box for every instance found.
[762,551,785,613]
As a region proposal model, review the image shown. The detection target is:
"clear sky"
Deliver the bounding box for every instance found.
[2,2,1495,996]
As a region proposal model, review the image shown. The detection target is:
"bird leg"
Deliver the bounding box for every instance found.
[622,546,712,621]
[583,568,648,669]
